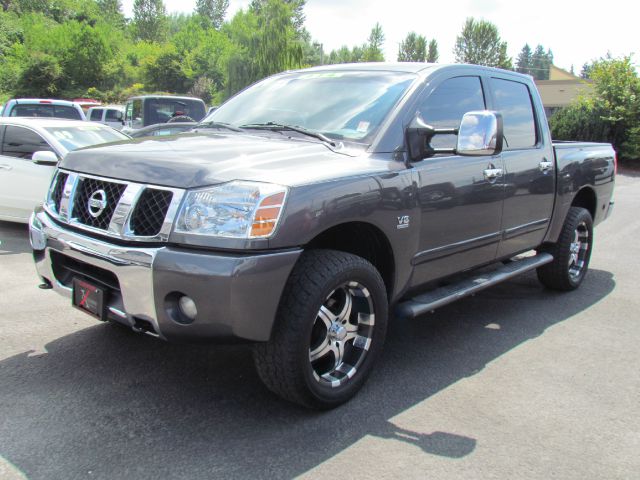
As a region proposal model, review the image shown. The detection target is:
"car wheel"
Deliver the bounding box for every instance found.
[537,206,594,291]
[253,249,388,409]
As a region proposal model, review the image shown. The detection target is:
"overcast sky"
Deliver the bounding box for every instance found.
[121,0,637,72]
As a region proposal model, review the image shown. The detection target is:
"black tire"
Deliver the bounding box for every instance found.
[537,207,594,291]
[253,249,388,409]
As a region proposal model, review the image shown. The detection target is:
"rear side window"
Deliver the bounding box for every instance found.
[89,109,103,121]
[9,104,82,120]
[105,109,122,121]
[54,106,82,120]
[490,78,537,149]
[1,125,53,159]
[417,76,486,150]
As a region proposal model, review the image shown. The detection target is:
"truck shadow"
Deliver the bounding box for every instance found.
[0,221,31,255]
[0,268,615,479]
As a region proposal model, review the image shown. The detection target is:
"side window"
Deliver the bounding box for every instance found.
[490,78,537,149]
[54,106,83,120]
[125,103,132,122]
[132,100,143,128]
[89,109,103,121]
[2,126,53,159]
[416,76,486,150]
[105,109,122,121]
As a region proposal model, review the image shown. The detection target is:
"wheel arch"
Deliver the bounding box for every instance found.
[571,186,597,220]
[305,221,395,300]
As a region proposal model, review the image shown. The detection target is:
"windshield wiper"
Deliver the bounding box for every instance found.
[196,121,243,132]
[240,122,336,146]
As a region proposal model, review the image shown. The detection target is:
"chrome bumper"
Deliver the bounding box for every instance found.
[29,208,301,342]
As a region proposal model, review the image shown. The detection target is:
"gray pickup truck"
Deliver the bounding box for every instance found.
[29,63,615,409]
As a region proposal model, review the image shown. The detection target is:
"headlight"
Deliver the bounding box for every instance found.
[174,181,288,239]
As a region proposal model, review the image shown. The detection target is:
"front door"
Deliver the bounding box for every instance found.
[411,75,505,286]
[0,125,57,221]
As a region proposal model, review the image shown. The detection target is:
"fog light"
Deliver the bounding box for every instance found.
[178,296,198,320]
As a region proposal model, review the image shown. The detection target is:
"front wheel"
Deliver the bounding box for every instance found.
[253,249,388,409]
[537,206,594,291]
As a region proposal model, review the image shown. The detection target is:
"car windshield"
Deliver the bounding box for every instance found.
[44,125,129,152]
[207,71,416,142]
[146,99,206,123]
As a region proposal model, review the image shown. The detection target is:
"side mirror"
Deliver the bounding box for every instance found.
[456,111,503,157]
[32,150,59,165]
[405,116,458,162]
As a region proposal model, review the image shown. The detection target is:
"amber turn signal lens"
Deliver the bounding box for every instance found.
[249,192,286,238]
[259,192,285,207]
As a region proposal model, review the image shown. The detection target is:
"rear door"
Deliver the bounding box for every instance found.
[411,75,506,285]
[0,125,58,221]
[487,77,556,258]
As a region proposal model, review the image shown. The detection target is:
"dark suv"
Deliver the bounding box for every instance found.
[123,95,206,131]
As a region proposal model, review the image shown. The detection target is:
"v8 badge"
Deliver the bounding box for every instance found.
[397,215,410,229]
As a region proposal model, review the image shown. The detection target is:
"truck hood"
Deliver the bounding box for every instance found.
[61,132,392,189]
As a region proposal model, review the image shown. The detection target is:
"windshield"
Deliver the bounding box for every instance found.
[206,71,416,142]
[11,104,82,120]
[44,125,129,152]
[145,99,206,124]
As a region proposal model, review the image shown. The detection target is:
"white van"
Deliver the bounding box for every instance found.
[87,106,125,130]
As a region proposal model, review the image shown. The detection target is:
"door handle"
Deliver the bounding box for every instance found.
[483,167,503,181]
[539,159,553,172]
[0,164,12,171]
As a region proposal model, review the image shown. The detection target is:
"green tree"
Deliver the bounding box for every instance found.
[454,17,511,69]
[364,22,384,61]
[580,62,592,79]
[225,1,302,96]
[516,43,532,74]
[133,0,167,42]
[531,44,552,80]
[397,32,426,62]
[250,0,305,37]
[550,55,640,160]
[427,39,438,62]
[145,47,192,92]
[97,0,125,28]
[14,52,62,96]
[195,0,228,29]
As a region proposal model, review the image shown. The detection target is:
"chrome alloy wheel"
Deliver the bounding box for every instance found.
[568,221,590,278]
[309,281,375,388]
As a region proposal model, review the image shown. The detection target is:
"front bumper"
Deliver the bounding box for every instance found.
[29,208,301,342]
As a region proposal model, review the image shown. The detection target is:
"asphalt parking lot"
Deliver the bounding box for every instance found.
[0,172,638,480]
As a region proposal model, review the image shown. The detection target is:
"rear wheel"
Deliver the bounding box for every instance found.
[253,249,388,409]
[537,207,593,291]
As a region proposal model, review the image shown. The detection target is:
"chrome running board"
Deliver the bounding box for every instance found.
[395,253,553,319]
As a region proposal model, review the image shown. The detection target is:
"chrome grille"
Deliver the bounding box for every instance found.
[52,172,68,213]
[44,170,184,243]
[73,178,127,230]
[130,189,174,237]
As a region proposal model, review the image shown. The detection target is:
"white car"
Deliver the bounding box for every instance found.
[87,105,125,130]
[0,118,129,223]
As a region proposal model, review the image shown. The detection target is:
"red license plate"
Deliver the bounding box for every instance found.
[72,278,106,320]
